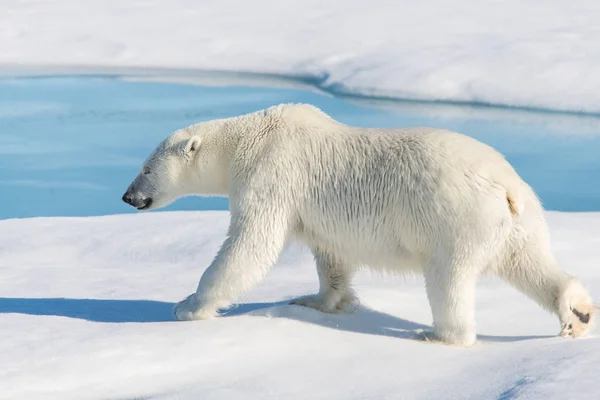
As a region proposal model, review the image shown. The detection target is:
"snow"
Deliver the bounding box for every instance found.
[2,1,600,398]
[2,0,600,113]
[1,211,599,399]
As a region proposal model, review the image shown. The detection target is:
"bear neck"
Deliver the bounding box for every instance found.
[187,112,269,196]
[188,104,336,196]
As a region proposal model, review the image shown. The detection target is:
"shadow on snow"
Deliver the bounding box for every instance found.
[0,297,553,343]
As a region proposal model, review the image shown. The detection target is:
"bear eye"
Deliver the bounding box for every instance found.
[143,168,151,175]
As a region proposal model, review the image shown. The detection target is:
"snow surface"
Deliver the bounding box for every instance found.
[1,211,599,399]
[2,0,600,113]
[2,1,600,398]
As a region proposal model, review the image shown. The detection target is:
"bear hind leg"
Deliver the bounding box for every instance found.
[422,257,478,347]
[497,246,594,339]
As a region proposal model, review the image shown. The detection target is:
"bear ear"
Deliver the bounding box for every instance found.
[182,136,202,158]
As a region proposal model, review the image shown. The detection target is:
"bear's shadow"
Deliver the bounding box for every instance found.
[0,297,552,343]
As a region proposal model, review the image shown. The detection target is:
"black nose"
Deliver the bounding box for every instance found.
[122,194,133,205]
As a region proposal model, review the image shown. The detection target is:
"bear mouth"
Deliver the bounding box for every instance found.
[136,198,153,210]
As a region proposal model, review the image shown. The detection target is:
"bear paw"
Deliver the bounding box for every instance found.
[173,293,217,321]
[416,327,476,347]
[557,279,595,339]
[291,291,359,313]
[559,305,594,339]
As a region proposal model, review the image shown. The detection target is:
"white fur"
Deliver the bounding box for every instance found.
[126,103,594,346]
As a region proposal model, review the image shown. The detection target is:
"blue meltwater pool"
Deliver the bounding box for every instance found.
[1,76,599,219]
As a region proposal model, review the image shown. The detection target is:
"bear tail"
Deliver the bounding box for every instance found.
[507,191,522,217]
[498,177,523,218]
[490,163,524,218]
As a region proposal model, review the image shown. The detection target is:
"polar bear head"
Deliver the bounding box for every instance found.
[122,128,224,211]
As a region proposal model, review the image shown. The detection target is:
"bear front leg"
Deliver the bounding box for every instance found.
[291,249,358,313]
[422,261,478,347]
[174,206,289,321]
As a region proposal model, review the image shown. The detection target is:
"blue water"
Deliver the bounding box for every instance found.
[1,76,599,219]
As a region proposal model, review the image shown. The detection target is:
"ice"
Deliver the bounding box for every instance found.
[0,211,598,399]
[2,0,600,113]
[1,1,600,398]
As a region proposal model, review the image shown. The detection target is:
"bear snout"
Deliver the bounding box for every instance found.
[122,191,153,210]
[122,193,134,205]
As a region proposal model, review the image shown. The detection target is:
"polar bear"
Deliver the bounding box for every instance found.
[122,103,594,346]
